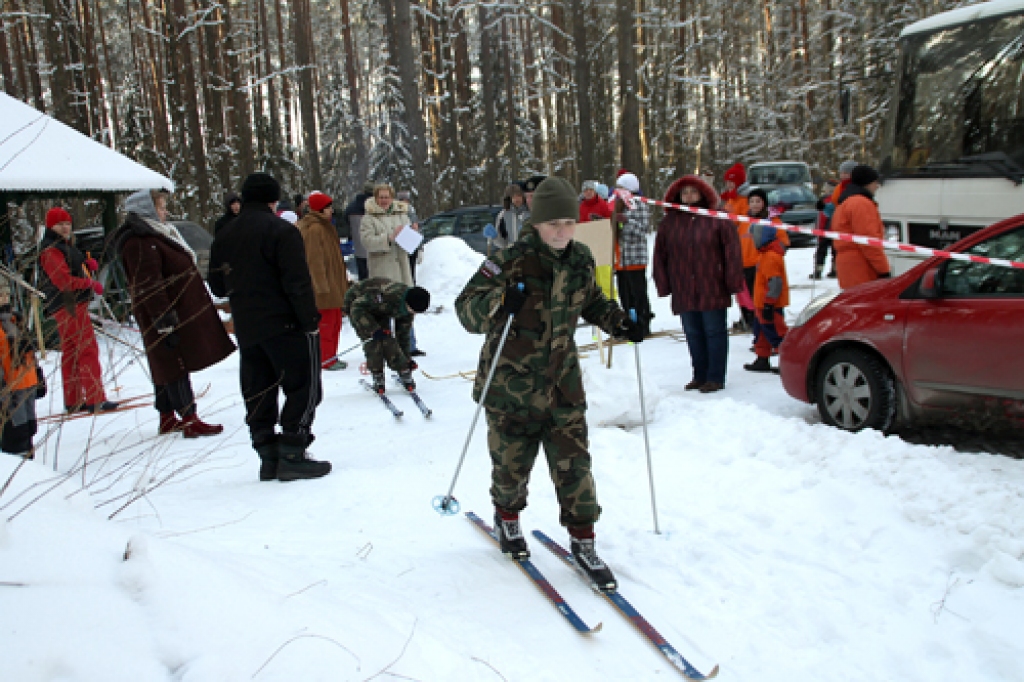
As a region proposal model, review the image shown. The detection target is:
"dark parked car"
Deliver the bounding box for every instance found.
[750,184,818,248]
[421,205,502,255]
[779,213,1024,435]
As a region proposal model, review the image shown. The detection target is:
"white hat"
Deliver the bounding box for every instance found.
[279,210,299,225]
[616,172,640,194]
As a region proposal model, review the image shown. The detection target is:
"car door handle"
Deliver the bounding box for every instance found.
[884,314,895,321]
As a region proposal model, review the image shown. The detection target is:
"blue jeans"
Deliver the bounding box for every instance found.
[680,310,729,385]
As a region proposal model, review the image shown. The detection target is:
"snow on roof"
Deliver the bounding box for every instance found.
[901,0,1024,37]
[0,93,173,193]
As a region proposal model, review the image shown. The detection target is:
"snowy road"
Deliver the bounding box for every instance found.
[2,236,1022,681]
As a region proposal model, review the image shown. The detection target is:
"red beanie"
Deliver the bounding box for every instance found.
[307,192,333,213]
[616,168,629,178]
[46,207,72,229]
[723,163,746,186]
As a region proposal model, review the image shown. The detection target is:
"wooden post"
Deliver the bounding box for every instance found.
[31,295,45,360]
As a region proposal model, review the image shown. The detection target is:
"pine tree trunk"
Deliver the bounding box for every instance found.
[569,0,594,181]
[393,0,433,217]
[0,15,17,97]
[138,0,171,155]
[293,0,323,188]
[616,0,643,178]
[478,2,499,201]
[502,10,519,183]
[257,0,282,164]
[223,1,255,179]
[340,0,368,183]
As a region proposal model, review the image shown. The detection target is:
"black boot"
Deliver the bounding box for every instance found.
[371,371,386,394]
[277,437,332,481]
[255,439,279,482]
[809,265,823,280]
[744,356,773,373]
[571,535,617,591]
[494,511,529,559]
[398,368,416,392]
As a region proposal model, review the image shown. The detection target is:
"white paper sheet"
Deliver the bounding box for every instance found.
[394,225,424,254]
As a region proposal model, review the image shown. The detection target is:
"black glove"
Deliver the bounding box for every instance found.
[761,305,775,323]
[372,328,391,341]
[615,318,646,343]
[499,283,528,317]
[163,331,181,349]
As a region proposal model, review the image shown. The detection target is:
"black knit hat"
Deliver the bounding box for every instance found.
[522,175,547,193]
[748,188,768,205]
[405,286,431,313]
[851,165,880,187]
[241,172,281,203]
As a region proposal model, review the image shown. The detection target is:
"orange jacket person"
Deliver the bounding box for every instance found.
[37,207,118,413]
[744,224,789,373]
[0,297,42,457]
[831,166,891,289]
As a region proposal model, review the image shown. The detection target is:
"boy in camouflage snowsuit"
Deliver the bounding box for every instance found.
[455,176,645,591]
[343,277,430,393]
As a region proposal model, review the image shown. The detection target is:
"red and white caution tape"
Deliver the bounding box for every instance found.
[635,195,1024,271]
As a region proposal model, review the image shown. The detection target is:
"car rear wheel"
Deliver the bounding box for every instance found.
[815,349,895,433]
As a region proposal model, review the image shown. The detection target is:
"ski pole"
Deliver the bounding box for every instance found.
[321,339,366,369]
[631,309,660,534]
[434,285,522,516]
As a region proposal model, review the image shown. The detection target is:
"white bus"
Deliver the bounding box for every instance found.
[876,0,1024,274]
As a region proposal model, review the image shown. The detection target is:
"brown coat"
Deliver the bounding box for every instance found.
[115,215,235,385]
[832,188,891,290]
[296,210,349,310]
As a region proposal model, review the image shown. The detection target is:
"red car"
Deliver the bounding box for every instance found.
[779,213,1024,434]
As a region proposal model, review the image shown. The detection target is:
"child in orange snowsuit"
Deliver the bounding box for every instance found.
[0,294,43,458]
[744,224,789,373]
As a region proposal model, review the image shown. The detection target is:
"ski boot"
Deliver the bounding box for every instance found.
[570,533,617,592]
[371,371,387,395]
[494,511,530,559]
[398,369,416,392]
[255,438,279,482]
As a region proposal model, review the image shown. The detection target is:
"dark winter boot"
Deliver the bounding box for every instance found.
[371,371,386,395]
[159,412,183,434]
[744,356,773,373]
[809,265,823,280]
[398,368,416,392]
[255,439,279,482]
[276,438,332,482]
[494,510,529,559]
[570,530,617,591]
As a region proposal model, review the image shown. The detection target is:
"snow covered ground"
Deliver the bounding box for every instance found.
[2,235,1023,681]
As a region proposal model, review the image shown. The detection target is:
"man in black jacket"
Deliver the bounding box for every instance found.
[209,172,332,482]
[213,191,241,235]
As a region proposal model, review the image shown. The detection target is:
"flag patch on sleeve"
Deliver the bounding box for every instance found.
[480,260,502,278]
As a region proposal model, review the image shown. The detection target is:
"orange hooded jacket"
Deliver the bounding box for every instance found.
[831,189,890,289]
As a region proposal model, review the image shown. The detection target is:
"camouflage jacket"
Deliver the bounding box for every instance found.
[343,277,413,352]
[455,224,626,416]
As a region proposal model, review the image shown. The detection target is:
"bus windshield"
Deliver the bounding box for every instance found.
[888,11,1024,175]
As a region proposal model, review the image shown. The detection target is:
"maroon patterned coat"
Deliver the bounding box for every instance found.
[652,175,745,313]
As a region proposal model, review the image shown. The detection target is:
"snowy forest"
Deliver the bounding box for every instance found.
[0,0,977,224]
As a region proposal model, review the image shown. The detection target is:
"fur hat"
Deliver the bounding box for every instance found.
[663,175,720,210]
[241,172,281,203]
[308,191,333,213]
[405,286,431,313]
[45,207,72,229]
[723,163,746,186]
[616,172,641,194]
[839,160,858,175]
[851,165,880,187]
[530,177,578,224]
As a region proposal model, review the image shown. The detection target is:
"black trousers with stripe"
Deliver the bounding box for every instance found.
[239,330,322,448]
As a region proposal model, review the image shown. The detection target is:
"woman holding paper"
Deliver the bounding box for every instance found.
[361,184,417,287]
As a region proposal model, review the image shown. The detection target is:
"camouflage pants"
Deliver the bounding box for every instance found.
[486,408,601,528]
[363,337,409,374]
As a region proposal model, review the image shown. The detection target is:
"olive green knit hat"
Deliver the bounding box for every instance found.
[530,177,578,225]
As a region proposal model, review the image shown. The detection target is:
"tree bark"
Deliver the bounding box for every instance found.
[0,15,17,97]
[222,1,254,179]
[478,2,499,201]
[502,9,519,183]
[339,0,368,183]
[293,0,322,188]
[569,0,594,181]
[616,0,644,178]
[393,0,433,217]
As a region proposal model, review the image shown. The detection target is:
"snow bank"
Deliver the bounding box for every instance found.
[416,237,484,307]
